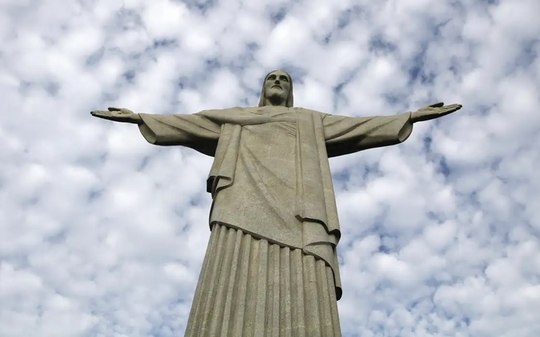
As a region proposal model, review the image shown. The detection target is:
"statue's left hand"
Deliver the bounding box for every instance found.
[410,102,462,123]
[90,107,142,124]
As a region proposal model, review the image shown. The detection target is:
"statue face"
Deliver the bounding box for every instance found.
[263,70,291,104]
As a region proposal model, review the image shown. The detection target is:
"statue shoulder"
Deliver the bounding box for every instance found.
[196,107,251,117]
[293,107,329,119]
[292,107,318,113]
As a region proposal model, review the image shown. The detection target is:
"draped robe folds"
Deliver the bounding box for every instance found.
[138,106,413,301]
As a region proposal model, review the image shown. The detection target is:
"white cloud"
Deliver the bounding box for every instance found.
[1,0,539,336]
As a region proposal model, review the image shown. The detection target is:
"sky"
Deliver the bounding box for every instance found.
[1,0,539,336]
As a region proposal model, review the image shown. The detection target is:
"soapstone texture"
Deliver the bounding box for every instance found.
[91,70,461,336]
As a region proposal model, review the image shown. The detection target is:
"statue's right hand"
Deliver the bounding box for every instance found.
[90,107,142,124]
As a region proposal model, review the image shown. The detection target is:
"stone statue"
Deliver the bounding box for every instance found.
[91,70,461,337]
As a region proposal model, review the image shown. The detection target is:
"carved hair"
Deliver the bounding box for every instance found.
[258,70,294,107]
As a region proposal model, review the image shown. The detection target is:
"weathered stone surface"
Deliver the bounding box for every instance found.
[91,70,461,336]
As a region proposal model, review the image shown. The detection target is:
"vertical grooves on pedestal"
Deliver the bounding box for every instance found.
[280,248,292,337]
[217,228,243,335]
[242,235,260,336]
[304,254,322,337]
[229,231,251,336]
[184,223,223,336]
[291,248,306,337]
[200,224,227,335]
[252,239,268,336]
[318,258,334,335]
[184,224,341,337]
[267,244,281,336]
[206,227,236,334]
[327,266,342,336]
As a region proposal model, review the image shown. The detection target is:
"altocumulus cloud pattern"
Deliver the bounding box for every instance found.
[1,0,539,336]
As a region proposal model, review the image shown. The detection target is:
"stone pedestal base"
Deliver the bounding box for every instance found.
[185,224,341,337]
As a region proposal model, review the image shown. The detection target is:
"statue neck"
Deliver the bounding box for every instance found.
[265,96,287,107]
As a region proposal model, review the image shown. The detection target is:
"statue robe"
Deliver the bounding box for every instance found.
[137,106,412,336]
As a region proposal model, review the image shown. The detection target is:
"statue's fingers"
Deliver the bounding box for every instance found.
[91,110,115,119]
[444,104,462,112]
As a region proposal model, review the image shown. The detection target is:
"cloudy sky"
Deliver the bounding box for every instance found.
[1,0,539,336]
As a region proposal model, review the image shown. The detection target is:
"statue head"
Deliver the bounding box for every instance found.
[258,70,294,107]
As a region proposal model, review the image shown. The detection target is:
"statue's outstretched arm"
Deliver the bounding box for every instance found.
[91,106,221,156]
[410,102,462,123]
[90,107,142,124]
[322,101,461,157]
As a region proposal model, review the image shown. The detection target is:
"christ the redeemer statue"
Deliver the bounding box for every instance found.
[91,70,461,337]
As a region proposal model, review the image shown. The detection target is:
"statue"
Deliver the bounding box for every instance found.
[91,70,461,337]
